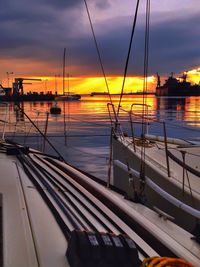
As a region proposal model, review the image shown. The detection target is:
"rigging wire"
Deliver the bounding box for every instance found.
[15,104,66,162]
[83,0,113,105]
[63,48,66,96]
[139,0,151,189]
[116,0,141,116]
[142,0,151,111]
[50,137,109,159]
[63,48,68,145]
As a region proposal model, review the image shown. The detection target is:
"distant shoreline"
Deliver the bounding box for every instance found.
[90,92,155,96]
[0,92,156,102]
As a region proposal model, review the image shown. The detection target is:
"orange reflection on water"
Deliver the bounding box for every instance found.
[3,95,200,138]
[184,97,200,127]
[9,96,200,127]
[77,95,158,118]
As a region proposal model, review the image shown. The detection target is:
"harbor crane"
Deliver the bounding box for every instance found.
[13,78,42,95]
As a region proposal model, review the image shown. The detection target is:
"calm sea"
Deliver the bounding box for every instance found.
[1,95,200,181]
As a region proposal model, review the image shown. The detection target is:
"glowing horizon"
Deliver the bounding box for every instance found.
[0,75,157,95]
[186,68,200,84]
[1,66,199,95]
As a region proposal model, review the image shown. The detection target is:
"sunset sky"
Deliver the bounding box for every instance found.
[0,0,200,94]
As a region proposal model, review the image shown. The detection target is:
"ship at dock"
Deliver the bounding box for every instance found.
[0,77,54,102]
[156,72,200,96]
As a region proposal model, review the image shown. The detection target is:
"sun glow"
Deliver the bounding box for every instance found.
[10,75,156,95]
[2,68,199,95]
[186,67,200,84]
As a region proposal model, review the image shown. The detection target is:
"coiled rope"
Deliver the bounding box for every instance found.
[141,256,195,267]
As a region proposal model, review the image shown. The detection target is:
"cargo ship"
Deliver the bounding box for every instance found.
[156,72,200,96]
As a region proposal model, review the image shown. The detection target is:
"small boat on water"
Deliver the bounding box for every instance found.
[50,102,61,114]
[102,0,200,237]
[55,93,81,101]
[55,48,81,102]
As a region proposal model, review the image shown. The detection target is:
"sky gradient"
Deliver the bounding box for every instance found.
[0,0,200,94]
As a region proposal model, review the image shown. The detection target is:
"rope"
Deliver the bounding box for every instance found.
[17,153,71,240]
[117,0,141,116]
[83,0,113,105]
[141,256,195,267]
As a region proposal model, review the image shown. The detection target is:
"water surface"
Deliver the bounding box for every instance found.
[1,94,200,180]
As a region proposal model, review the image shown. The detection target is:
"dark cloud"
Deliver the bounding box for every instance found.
[0,1,199,78]
[94,0,111,10]
[0,0,81,13]
[148,13,200,75]
[69,11,200,77]
[41,0,81,9]
[0,0,82,60]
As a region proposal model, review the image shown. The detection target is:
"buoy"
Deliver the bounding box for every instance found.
[50,103,61,114]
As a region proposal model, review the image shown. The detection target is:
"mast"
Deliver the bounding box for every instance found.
[62,48,66,95]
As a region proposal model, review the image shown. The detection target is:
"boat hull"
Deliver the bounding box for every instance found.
[55,94,81,101]
[112,136,200,233]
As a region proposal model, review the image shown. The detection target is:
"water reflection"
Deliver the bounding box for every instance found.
[9,95,200,128]
[157,97,186,111]
[2,95,200,131]
[185,97,200,127]
[156,96,200,126]
[0,95,200,179]
[14,102,25,122]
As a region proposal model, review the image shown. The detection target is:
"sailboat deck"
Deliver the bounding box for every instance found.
[0,152,67,267]
[123,137,200,201]
[0,141,200,266]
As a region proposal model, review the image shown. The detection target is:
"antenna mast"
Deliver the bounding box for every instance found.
[62,48,66,95]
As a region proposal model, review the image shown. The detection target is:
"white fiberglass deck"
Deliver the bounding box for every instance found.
[0,141,200,266]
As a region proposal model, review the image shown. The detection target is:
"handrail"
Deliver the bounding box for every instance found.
[114,160,200,220]
[129,103,150,152]
[119,103,171,177]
